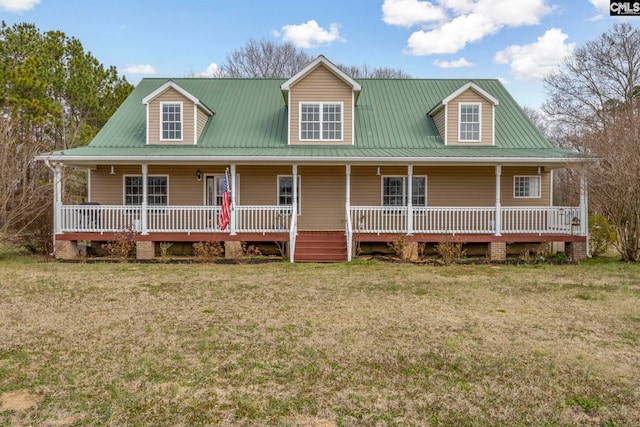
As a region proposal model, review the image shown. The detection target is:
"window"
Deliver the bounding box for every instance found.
[124,175,168,205]
[278,175,301,214]
[382,176,426,206]
[514,176,541,198]
[459,103,480,142]
[161,102,182,140]
[300,103,342,141]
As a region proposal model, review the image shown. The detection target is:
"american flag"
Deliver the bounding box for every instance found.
[219,171,231,231]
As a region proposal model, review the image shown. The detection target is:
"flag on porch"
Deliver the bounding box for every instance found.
[219,171,231,231]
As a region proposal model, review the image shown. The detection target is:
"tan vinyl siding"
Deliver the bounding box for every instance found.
[433,108,445,139]
[289,65,353,145]
[147,87,196,145]
[90,165,226,205]
[446,89,494,146]
[296,166,345,230]
[196,108,209,142]
[427,166,495,206]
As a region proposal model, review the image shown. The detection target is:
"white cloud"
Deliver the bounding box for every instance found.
[381,0,446,27]
[193,62,224,78]
[588,0,609,20]
[0,0,39,12]
[388,0,554,56]
[405,13,497,54]
[433,57,474,68]
[589,0,610,14]
[496,76,510,85]
[494,28,574,81]
[122,64,157,74]
[276,20,344,49]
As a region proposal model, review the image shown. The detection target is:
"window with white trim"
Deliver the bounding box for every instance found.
[514,176,541,198]
[459,103,480,142]
[124,175,168,205]
[278,175,301,214]
[382,176,426,206]
[161,102,182,140]
[300,103,342,141]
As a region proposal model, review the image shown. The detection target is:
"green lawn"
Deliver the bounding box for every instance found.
[1,258,639,426]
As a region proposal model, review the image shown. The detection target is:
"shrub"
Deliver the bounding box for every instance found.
[102,226,137,261]
[159,242,174,263]
[589,213,615,257]
[435,237,466,265]
[193,240,223,262]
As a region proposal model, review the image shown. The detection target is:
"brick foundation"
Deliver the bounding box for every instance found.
[136,241,155,260]
[225,241,243,259]
[566,241,587,261]
[55,239,78,260]
[489,241,506,261]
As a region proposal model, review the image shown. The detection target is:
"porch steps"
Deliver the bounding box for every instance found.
[294,231,348,263]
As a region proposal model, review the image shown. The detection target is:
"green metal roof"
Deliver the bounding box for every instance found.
[45,77,581,162]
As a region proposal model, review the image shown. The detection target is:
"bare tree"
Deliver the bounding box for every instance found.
[544,23,640,261]
[336,63,411,79]
[221,39,411,79]
[0,118,53,250]
[221,39,312,78]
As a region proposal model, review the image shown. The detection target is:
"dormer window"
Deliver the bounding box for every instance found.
[300,102,343,141]
[161,102,182,141]
[459,103,481,142]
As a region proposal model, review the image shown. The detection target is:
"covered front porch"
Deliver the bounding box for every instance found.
[50,162,589,262]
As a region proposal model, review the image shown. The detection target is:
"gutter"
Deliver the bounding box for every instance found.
[35,154,585,166]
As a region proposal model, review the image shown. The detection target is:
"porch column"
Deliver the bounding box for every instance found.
[407,165,413,235]
[290,164,298,264]
[230,163,237,235]
[53,162,62,237]
[141,164,148,235]
[292,164,298,218]
[346,164,352,262]
[494,165,502,236]
[580,175,588,237]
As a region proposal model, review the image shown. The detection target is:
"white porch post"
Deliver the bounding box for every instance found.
[494,165,502,236]
[230,163,237,235]
[53,162,62,236]
[580,175,588,237]
[290,164,298,264]
[141,164,148,235]
[346,164,352,262]
[407,165,413,235]
[292,164,298,216]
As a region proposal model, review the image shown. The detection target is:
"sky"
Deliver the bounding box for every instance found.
[1,0,639,108]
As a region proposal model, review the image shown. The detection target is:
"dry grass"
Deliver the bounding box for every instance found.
[1,257,639,426]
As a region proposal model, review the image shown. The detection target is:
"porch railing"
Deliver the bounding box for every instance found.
[59,205,583,236]
[59,205,292,234]
[235,206,292,233]
[351,206,584,235]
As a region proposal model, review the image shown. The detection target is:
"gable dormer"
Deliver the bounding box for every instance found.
[142,81,213,145]
[428,82,499,146]
[281,56,361,146]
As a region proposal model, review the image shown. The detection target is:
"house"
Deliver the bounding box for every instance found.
[38,55,588,262]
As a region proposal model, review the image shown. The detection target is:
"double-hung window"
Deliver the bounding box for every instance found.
[124,175,168,205]
[278,175,301,215]
[161,102,182,141]
[300,103,342,141]
[382,176,426,206]
[513,176,541,198]
[459,103,480,142]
